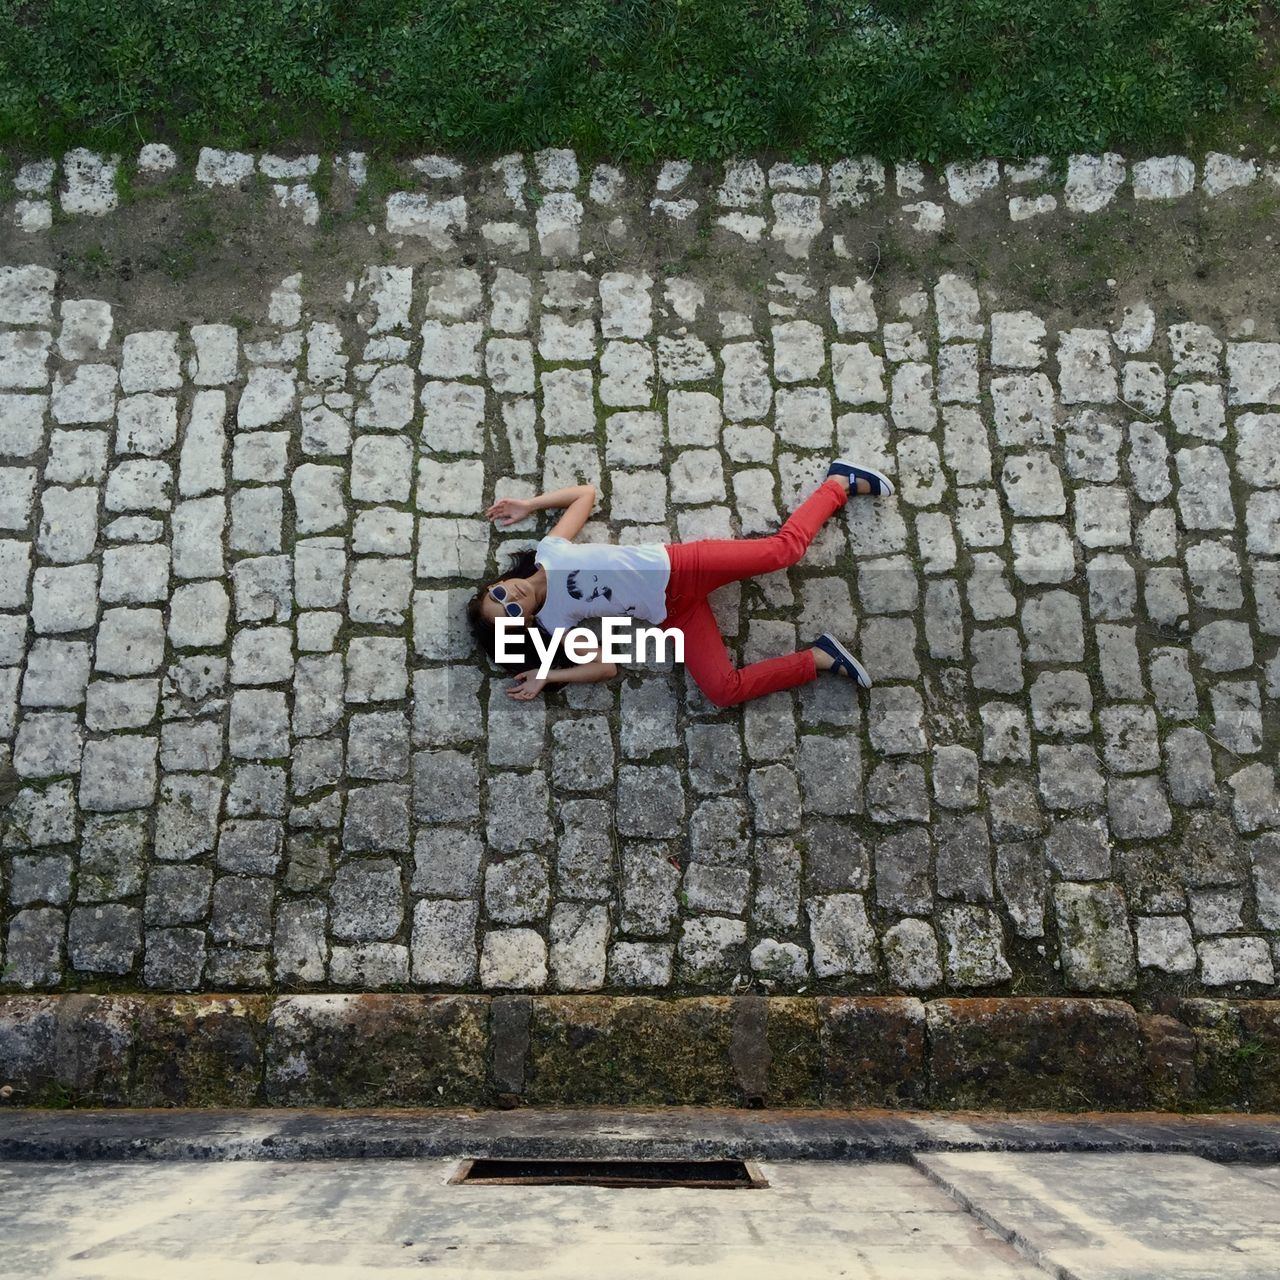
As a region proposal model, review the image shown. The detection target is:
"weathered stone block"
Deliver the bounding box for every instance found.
[819,996,926,1106]
[131,996,270,1106]
[0,995,142,1104]
[263,994,490,1106]
[525,996,739,1105]
[926,997,1146,1109]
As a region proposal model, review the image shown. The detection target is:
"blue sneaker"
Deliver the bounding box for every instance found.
[827,457,895,496]
[813,633,872,688]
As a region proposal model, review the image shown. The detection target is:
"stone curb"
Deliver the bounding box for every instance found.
[4,1107,1280,1163]
[4,994,1280,1111]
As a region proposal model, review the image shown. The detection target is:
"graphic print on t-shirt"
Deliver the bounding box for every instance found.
[567,569,633,613]
[534,536,671,634]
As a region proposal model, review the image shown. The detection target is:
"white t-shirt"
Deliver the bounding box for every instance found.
[534,536,671,632]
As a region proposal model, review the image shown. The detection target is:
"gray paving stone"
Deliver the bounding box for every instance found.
[1251,834,1280,930]
[229,688,290,760]
[552,716,615,791]
[412,750,480,826]
[485,850,550,924]
[9,854,72,905]
[619,844,680,936]
[485,771,551,853]
[37,485,98,563]
[970,628,1024,694]
[77,814,146,902]
[0,394,48,459]
[677,915,747,982]
[145,864,213,927]
[746,763,800,833]
[1130,519,1177,586]
[1200,936,1275,985]
[411,898,478,985]
[2,781,75,848]
[1065,411,1122,482]
[933,745,978,810]
[143,927,206,989]
[935,813,994,902]
[882,918,942,990]
[154,774,222,861]
[607,761,684,837]
[3,908,65,988]
[986,776,1046,841]
[346,637,407,703]
[210,876,273,948]
[1109,775,1173,840]
[168,581,229,649]
[274,899,327,984]
[1135,914,1196,973]
[67,904,141,974]
[227,764,286,819]
[343,783,410,854]
[995,839,1045,937]
[619,680,678,757]
[807,892,876,977]
[865,685,924,756]
[328,942,410,988]
[12,712,82,778]
[79,735,157,812]
[217,819,283,875]
[938,904,1010,987]
[980,701,1029,764]
[795,734,862,816]
[753,837,800,931]
[865,757,932,828]
[803,820,870,896]
[283,834,336,894]
[330,858,404,940]
[21,638,90,708]
[684,862,750,915]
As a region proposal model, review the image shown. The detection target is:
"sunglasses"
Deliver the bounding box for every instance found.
[488,585,523,618]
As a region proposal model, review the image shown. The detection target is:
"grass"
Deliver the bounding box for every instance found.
[0,0,1270,161]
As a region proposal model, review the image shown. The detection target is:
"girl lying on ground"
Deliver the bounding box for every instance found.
[466,459,894,706]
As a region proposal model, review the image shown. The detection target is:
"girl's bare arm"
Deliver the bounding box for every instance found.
[485,484,596,541]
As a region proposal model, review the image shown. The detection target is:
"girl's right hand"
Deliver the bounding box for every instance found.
[486,497,534,526]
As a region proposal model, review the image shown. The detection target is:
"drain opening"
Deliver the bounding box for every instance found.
[450,1158,767,1189]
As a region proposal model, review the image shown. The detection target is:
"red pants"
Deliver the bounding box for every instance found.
[662,478,848,707]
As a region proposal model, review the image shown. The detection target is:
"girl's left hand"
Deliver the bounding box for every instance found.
[506,671,547,700]
[486,496,534,526]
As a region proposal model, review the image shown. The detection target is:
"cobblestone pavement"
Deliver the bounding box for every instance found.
[0,147,1279,996]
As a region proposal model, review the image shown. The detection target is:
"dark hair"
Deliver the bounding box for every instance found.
[466,547,575,676]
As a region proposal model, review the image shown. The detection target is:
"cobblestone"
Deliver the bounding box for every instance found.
[3,152,1280,999]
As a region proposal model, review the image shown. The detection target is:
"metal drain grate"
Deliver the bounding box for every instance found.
[449,1158,768,1189]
